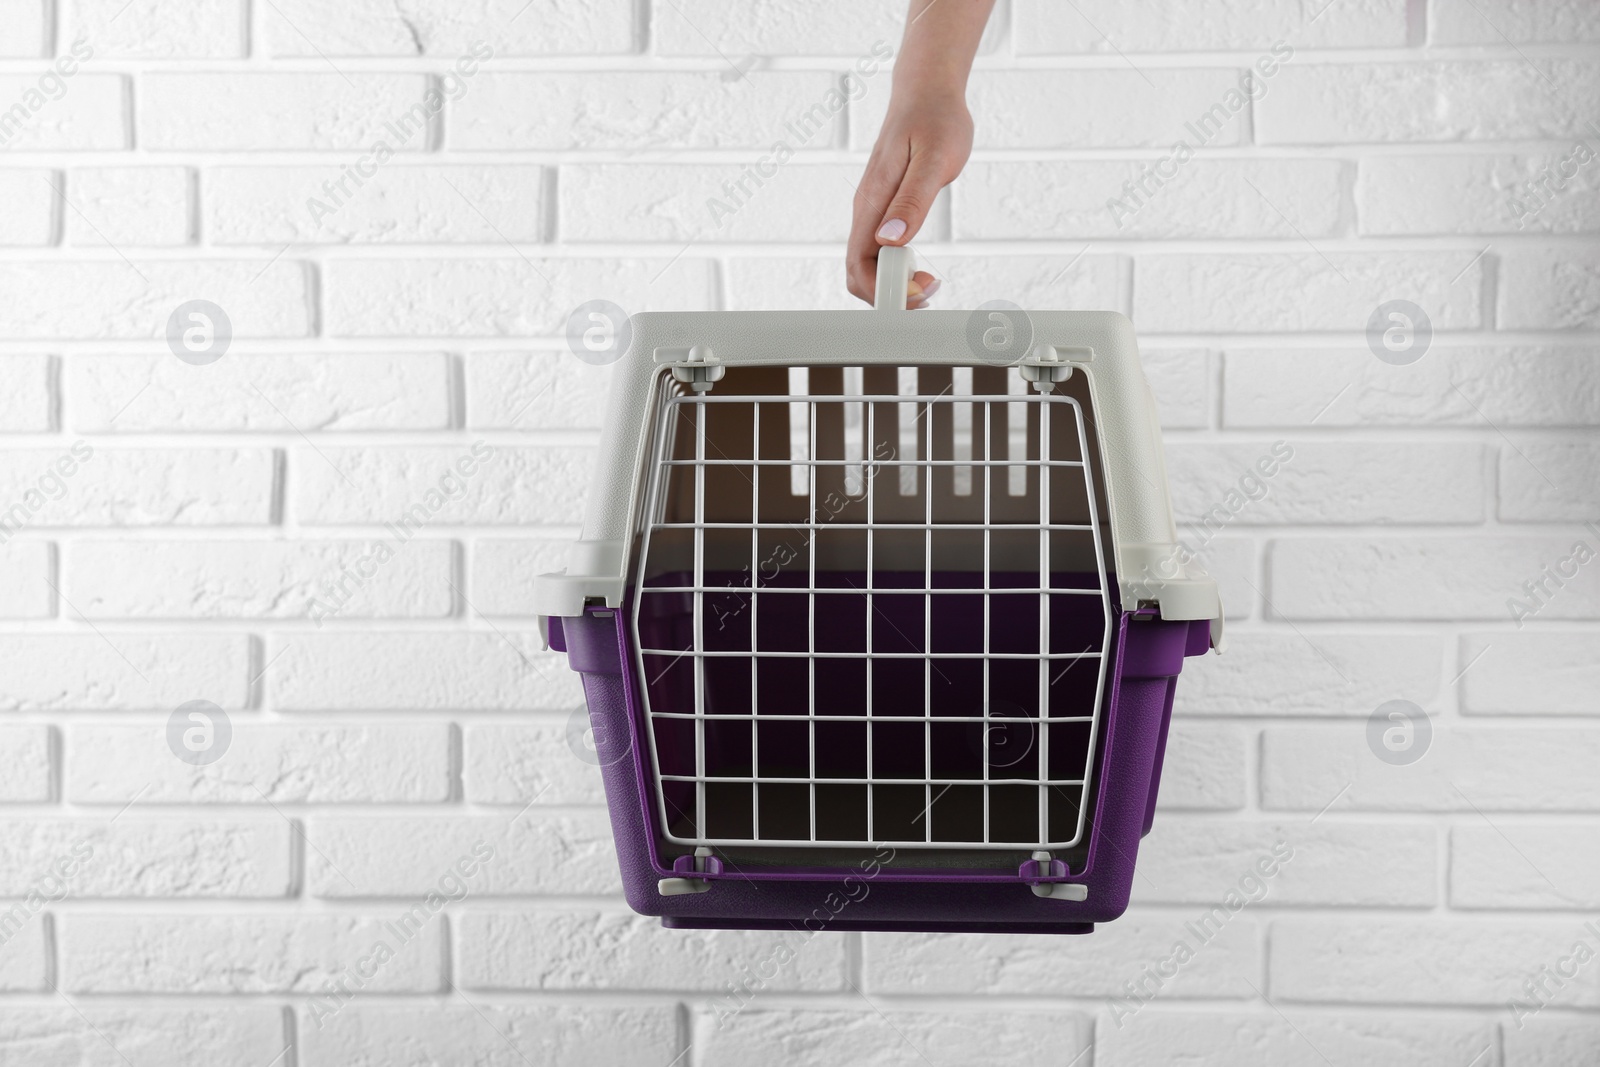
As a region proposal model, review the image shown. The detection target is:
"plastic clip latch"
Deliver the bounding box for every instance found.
[1026,850,1089,901]
[662,344,725,393]
[1018,345,1081,393]
[658,846,717,896]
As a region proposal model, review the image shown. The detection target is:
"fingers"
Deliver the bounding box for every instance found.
[873,148,948,250]
[846,145,908,305]
[906,271,939,310]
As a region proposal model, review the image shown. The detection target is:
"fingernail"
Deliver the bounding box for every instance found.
[876,217,907,242]
[922,279,941,298]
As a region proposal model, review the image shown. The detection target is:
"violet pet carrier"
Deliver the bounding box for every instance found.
[536,247,1221,934]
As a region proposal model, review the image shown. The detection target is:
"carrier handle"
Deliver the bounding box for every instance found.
[873,244,916,311]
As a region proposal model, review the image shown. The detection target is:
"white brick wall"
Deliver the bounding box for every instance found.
[0,1,1595,1063]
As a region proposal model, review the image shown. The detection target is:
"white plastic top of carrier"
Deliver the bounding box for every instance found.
[534,248,1222,641]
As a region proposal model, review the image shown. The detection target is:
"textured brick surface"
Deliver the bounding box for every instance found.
[1258,61,1600,143]
[66,724,453,803]
[262,0,637,56]
[1014,0,1406,52]
[1460,633,1600,715]
[299,1005,680,1067]
[458,909,849,991]
[1261,726,1600,811]
[58,914,444,992]
[1135,252,1485,333]
[1224,346,1600,427]
[64,166,191,246]
[0,3,1594,1062]
[0,1008,284,1067]
[1096,1012,1496,1067]
[66,352,452,432]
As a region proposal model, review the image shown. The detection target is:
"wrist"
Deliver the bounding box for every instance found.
[886,76,969,117]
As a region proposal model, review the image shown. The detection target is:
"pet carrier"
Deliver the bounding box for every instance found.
[536,247,1221,934]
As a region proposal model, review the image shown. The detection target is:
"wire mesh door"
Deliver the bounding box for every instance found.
[631,365,1113,853]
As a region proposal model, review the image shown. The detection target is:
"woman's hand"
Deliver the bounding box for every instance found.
[846,0,995,309]
[846,94,973,308]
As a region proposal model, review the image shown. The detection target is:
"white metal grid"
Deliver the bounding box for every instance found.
[631,366,1113,851]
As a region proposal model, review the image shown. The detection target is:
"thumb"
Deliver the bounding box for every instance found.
[874,150,946,245]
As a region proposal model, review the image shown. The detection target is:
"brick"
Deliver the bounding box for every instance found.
[1504,1018,1600,1067]
[1096,1011,1497,1067]
[1135,253,1484,333]
[1015,0,1406,52]
[696,1008,1089,1067]
[458,909,848,990]
[267,633,579,711]
[292,445,590,526]
[466,353,612,431]
[1259,60,1600,144]
[1432,0,1600,44]
[0,920,47,991]
[1270,537,1600,620]
[0,170,56,245]
[67,352,453,432]
[141,74,432,151]
[559,163,855,243]
[0,542,52,619]
[0,634,250,711]
[0,260,310,340]
[1271,917,1600,1005]
[58,914,443,993]
[1451,824,1600,909]
[1179,535,1255,619]
[866,918,1261,997]
[958,160,1346,240]
[1133,820,1435,906]
[65,0,244,57]
[263,0,635,56]
[1261,725,1600,811]
[726,253,1124,313]
[652,0,902,54]
[208,165,543,245]
[467,539,572,616]
[1224,346,1600,428]
[0,355,51,431]
[1461,633,1600,715]
[463,721,608,806]
[1499,248,1600,330]
[0,74,126,151]
[305,812,619,897]
[324,256,713,337]
[0,726,50,801]
[1360,153,1600,235]
[0,448,276,527]
[66,724,451,803]
[1143,349,1210,430]
[1164,441,1486,525]
[63,538,455,620]
[855,69,1252,151]
[457,72,840,150]
[0,1007,284,1067]
[1155,723,1247,810]
[1177,631,1443,716]
[300,1005,679,1067]
[0,818,292,897]
[1500,442,1600,520]
[65,166,190,246]
[0,0,47,57]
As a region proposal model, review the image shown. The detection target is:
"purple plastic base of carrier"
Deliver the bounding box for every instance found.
[554,593,1204,934]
